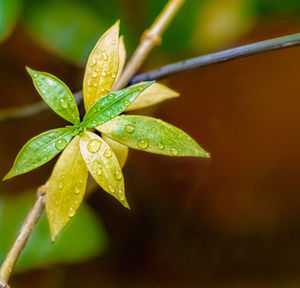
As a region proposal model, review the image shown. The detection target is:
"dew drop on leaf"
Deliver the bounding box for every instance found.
[55,138,67,150]
[157,142,164,150]
[59,98,68,109]
[171,148,178,155]
[74,186,80,195]
[103,149,112,158]
[92,71,97,78]
[114,170,122,180]
[137,139,149,149]
[102,51,108,60]
[87,139,102,153]
[85,159,90,165]
[108,185,115,193]
[123,100,131,107]
[96,168,102,176]
[68,207,75,218]
[125,124,135,133]
[59,182,63,189]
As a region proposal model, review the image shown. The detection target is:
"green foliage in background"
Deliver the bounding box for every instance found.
[2,0,300,64]
[0,192,108,271]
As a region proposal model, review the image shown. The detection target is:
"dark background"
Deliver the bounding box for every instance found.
[1,0,300,287]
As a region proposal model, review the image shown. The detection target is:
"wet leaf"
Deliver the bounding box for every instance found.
[83,21,120,111]
[82,81,154,128]
[3,126,78,180]
[102,134,128,168]
[97,115,210,157]
[79,131,129,208]
[126,83,179,111]
[0,192,108,272]
[113,35,126,87]
[46,136,88,241]
[27,67,80,125]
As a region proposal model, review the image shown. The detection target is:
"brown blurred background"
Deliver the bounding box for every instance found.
[1,0,300,287]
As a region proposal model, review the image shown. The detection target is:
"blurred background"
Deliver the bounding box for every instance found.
[1,0,300,287]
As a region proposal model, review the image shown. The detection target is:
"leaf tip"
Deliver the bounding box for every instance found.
[2,171,12,181]
[26,66,36,77]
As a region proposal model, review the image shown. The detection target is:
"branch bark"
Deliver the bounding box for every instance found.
[0,184,47,288]
[1,32,300,124]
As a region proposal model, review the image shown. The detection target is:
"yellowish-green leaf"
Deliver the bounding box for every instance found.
[81,81,154,128]
[79,131,129,208]
[26,67,80,124]
[46,136,88,241]
[113,35,126,87]
[97,115,210,157]
[83,21,120,111]
[102,134,128,168]
[126,83,179,111]
[4,126,78,180]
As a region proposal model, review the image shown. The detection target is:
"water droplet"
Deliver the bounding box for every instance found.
[123,100,131,107]
[102,52,108,60]
[138,87,144,92]
[92,71,97,78]
[33,73,38,78]
[104,149,112,158]
[59,98,68,109]
[43,155,48,162]
[157,142,164,150]
[59,182,63,189]
[111,40,116,45]
[85,159,90,165]
[68,208,75,217]
[150,127,156,133]
[87,80,91,86]
[55,138,67,150]
[91,58,97,66]
[111,73,116,79]
[47,78,56,86]
[94,83,98,87]
[92,120,97,126]
[137,139,149,149]
[101,71,107,77]
[108,185,115,193]
[74,187,80,195]
[125,124,135,133]
[171,148,178,155]
[87,139,102,153]
[107,93,115,100]
[114,170,122,180]
[81,136,88,141]
[74,200,79,205]
[96,168,102,176]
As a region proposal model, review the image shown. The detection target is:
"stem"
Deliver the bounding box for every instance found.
[130,32,300,83]
[1,32,300,124]
[0,185,47,288]
[0,1,185,286]
[112,0,186,91]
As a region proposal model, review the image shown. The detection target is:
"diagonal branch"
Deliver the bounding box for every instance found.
[1,32,300,124]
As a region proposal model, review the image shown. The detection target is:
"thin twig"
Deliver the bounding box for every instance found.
[0,1,185,286]
[1,32,300,124]
[130,32,300,83]
[112,0,186,91]
[0,184,47,288]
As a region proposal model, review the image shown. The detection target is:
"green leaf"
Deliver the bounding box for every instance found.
[97,115,210,157]
[22,0,118,64]
[0,0,21,42]
[46,136,88,241]
[81,81,154,128]
[0,192,108,272]
[79,131,129,208]
[26,67,80,125]
[3,126,78,180]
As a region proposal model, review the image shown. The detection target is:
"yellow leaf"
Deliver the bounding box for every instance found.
[83,21,120,111]
[79,131,129,208]
[46,136,88,241]
[113,35,126,88]
[125,83,179,111]
[102,134,128,168]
